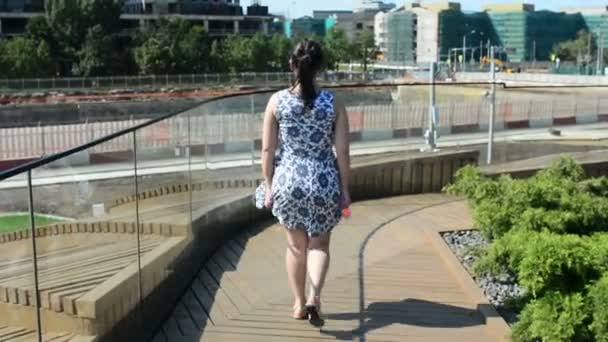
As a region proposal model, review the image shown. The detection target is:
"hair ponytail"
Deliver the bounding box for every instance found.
[291,39,324,110]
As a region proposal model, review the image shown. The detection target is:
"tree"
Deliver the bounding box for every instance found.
[78,25,114,77]
[323,28,351,70]
[134,26,175,75]
[25,16,54,45]
[209,39,227,73]
[0,41,7,77]
[221,34,251,72]
[553,30,597,63]
[43,0,122,75]
[135,18,210,74]
[249,33,272,72]
[269,34,292,71]
[352,29,376,73]
[179,25,210,74]
[0,37,55,78]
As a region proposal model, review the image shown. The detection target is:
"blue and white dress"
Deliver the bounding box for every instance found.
[271,89,342,237]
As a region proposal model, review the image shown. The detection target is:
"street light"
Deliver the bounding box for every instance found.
[462,30,484,72]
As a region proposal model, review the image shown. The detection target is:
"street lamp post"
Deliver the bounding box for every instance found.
[462,35,467,72]
[488,45,497,165]
[463,30,484,72]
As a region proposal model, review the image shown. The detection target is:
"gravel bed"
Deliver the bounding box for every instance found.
[442,230,526,324]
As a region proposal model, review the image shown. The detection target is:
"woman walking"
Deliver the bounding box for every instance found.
[259,39,351,325]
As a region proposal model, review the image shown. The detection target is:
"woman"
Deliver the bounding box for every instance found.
[260,39,351,325]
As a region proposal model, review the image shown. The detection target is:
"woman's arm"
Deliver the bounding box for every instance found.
[262,93,279,196]
[334,96,351,207]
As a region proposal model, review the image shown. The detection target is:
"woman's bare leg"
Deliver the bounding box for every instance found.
[285,228,309,317]
[306,233,331,308]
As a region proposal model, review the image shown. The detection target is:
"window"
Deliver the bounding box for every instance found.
[356,23,363,30]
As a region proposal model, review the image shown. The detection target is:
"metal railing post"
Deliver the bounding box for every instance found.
[27,170,43,342]
[132,131,144,330]
[40,122,46,156]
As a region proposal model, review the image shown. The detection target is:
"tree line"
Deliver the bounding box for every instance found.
[0,0,375,79]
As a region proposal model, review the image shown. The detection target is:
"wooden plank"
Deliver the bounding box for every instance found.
[173,301,200,336]
[197,268,240,320]
[181,288,210,330]
[161,311,182,339]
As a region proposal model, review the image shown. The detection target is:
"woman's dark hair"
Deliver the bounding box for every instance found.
[290,39,325,109]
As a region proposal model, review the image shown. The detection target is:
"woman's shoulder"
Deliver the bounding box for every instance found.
[317,89,335,101]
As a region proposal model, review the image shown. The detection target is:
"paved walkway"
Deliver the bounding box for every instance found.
[152,194,503,342]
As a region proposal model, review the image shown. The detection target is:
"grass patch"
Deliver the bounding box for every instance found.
[0,214,63,234]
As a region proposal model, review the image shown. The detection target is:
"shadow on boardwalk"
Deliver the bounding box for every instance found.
[321,298,484,340]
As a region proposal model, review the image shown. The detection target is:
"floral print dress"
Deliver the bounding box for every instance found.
[271,89,342,237]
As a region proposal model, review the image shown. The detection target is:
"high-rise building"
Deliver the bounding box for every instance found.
[385,11,417,63]
[564,6,608,52]
[374,11,388,54]
[486,4,585,62]
[0,0,273,38]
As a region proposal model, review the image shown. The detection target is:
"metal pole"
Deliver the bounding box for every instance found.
[597,29,602,75]
[488,46,496,165]
[427,61,437,151]
[27,170,43,342]
[533,40,536,68]
[132,131,144,329]
[462,35,467,72]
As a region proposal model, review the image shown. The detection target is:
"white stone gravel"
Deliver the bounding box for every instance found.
[442,230,526,324]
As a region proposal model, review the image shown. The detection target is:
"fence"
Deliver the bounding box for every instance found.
[456,72,608,85]
[0,70,406,92]
[3,95,607,162]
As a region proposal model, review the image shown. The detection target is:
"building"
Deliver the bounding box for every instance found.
[0,0,43,36]
[122,0,243,15]
[333,10,378,41]
[485,4,585,62]
[355,0,396,13]
[374,11,388,54]
[377,1,599,65]
[0,0,273,38]
[313,10,353,20]
[564,6,608,51]
[384,11,417,63]
[410,5,440,63]
[379,2,465,64]
[0,0,43,12]
[285,16,328,38]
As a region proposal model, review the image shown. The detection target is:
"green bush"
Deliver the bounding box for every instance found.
[589,274,608,342]
[512,291,590,342]
[447,155,608,341]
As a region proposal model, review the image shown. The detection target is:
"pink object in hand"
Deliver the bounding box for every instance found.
[342,208,351,217]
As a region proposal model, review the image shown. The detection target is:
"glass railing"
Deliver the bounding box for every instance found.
[1,82,607,340]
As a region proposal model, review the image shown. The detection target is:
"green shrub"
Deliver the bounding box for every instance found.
[589,274,608,342]
[446,155,608,342]
[512,291,590,342]
[579,177,608,197]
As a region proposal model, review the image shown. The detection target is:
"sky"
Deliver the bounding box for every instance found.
[243,0,608,18]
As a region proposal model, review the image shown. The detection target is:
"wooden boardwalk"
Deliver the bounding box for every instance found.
[153,194,503,342]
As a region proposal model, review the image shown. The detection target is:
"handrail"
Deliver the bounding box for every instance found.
[4,80,607,182]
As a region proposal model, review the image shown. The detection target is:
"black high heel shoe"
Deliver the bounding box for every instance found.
[306,302,325,327]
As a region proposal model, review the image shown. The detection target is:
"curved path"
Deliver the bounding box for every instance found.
[152,194,506,342]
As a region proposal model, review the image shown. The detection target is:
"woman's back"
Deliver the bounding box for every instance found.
[275,89,336,161]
